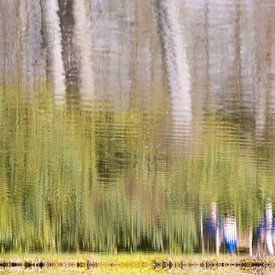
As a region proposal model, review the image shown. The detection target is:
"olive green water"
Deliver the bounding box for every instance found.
[1,0,275,273]
[1,85,262,253]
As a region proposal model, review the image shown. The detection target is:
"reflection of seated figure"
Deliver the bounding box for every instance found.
[204,208,217,238]
[223,216,237,255]
[255,202,274,256]
[203,204,239,255]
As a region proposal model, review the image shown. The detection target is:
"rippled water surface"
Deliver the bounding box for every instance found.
[1,0,275,260]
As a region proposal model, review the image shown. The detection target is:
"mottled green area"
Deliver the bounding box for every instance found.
[0,83,274,253]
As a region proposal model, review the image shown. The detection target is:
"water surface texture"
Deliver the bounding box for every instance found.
[0,0,275,256]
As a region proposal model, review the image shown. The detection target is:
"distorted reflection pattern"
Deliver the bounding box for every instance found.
[0,0,274,254]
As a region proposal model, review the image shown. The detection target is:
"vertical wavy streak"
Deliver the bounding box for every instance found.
[45,0,66,105]
[73,0,95,103]
[156,0,192,137]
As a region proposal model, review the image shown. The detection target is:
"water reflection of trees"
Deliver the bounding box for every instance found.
[0,0,275,254]
[1,1,274,138]
[0,88,273,253]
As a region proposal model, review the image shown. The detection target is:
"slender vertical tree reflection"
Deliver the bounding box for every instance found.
[156,0,192,142]
[254,0,271,142]
[45,0,66,105]
[73,0,95,104]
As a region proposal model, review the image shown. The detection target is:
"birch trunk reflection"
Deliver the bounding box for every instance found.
[45,0,66,105]
[156,0,192,140]
[73,0,95,103]
[254,1,271,142]
[19,0,46,88]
